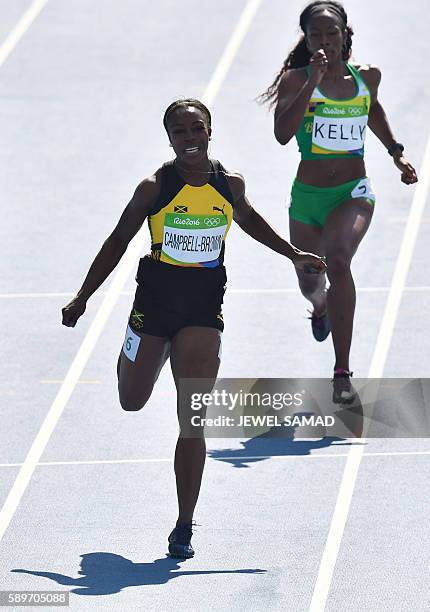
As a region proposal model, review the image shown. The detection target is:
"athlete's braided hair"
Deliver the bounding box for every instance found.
[259,1,353,108]
[163,98,212,133]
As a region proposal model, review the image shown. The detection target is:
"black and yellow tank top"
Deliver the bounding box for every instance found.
[147,159,234,268]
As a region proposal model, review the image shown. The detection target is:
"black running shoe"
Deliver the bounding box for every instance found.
[332,369,356,405]
[308,310,331,342]
[168,523,194,558]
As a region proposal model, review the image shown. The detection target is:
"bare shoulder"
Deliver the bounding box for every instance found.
[278,67,308,94]
[111,167,164,243]
[352,63,381,93]
[132,167,163,209]
[224,170,245,202]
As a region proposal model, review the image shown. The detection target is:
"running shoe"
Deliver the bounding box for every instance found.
[332,369,356,405]
[168,523,194,558]
[308,309,331,342]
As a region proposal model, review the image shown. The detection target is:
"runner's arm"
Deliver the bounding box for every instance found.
[274,68,314,145]
[364,66,397,149]
[363,65,417,184]
[62,174,159,327]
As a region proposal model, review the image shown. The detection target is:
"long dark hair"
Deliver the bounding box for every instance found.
[259,1,353,108]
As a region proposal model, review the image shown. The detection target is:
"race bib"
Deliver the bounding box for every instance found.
[123,325,141,362]
[312,103,368,153]
[351,178,375,202]
[161,213,227,264]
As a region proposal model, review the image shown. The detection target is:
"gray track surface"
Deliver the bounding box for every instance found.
[1,1,429,611]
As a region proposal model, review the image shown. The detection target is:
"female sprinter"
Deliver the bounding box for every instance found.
[61,99,325,559]
[260,0,417,403]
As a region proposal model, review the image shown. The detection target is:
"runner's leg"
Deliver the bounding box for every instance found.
[289,218,326,314]
[169,326,222,525]
[117,332,170,411]
[323,198,373,370]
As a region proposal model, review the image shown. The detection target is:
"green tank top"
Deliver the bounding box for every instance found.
[295,63,371,160]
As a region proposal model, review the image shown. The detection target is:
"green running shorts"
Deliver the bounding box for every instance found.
[289,176,376,227]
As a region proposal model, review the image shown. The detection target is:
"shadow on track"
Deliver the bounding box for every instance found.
[208,422,362,469]
[12,553,266,596]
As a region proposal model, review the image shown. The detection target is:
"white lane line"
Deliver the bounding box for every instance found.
[202,0,262,107]
[1,449,430,469]
[0,0,48,68]
[39,380,101,385]
[2,286,430,299]
[229,288,383,294]
[309,135,430,612]
[0,292,78,299]
[0,0,262,545]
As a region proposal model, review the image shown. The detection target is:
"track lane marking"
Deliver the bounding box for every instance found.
[39,380,102,385]
[1,285,430,299]
[1,449,430,469]
[0,0,48,69]
[201,0,262,107]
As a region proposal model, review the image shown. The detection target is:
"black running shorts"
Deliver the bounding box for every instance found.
[127,256,226,339]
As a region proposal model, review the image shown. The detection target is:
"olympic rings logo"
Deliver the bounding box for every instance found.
[349,107,361,116]
[204,217,221,227]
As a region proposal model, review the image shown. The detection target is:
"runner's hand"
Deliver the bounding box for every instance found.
[292,252,326,274]
[62,296,86,327]
[394,156,418,185]
[308,49,329,86]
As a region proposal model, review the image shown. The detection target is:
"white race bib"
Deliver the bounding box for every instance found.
[123,325,141,362]
[162,213,227,264]
[312,103,368,153]
[351,178,375,202]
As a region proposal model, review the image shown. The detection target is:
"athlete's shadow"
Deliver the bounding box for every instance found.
[12,553,266,596]
[208,419,360,468]
[208,378,365,467]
